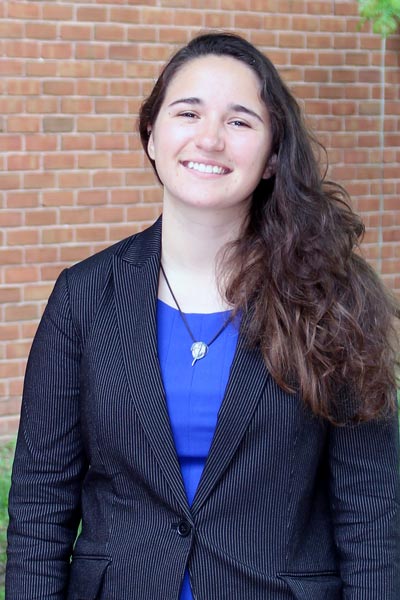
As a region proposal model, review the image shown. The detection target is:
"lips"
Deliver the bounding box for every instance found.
[181,160,231,175]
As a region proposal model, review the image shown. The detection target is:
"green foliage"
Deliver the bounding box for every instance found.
[0,439,16,598]
[358,0,400,37]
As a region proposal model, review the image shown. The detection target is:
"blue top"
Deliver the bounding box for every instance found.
[156,299,239,600]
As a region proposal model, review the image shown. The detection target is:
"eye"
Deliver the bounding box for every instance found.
[178,111,199,119]
[229,119,250,128]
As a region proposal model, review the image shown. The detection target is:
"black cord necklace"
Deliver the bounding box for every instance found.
[160,263,233,366]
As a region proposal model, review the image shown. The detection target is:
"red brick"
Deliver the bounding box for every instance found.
[61,98,93,113]
[95,25,125,42]
[0,174,20,190]
[76,81,108,96]
[4,266,39,284]
[41,228,74,244]
[77,117,108,132]
[60,246,92,262]
[7,79,41,95]
[8,116,40,133]
[26,135,58,151]
[95,99,127,114]
[0,59,23,76]
[7,342,33,360]
[0,21,23,39]
[126,205,161,221]
[205,11,233,28]
[110,7,141,24]
[26,23,57,40]
[58,62,91,78]
[58,172,91,189]
[140,8,173,25]
[7,229,39,246]
[25,247,58,263]
[332,102,356,116]
[76,43,108,60]
[5,41,40,58]
[96,134,126,150]
[94,62,124,78]
[8,2,40,19]
[76,226,108,242]
[60,25,92,41]
[24,173,55,189]
[42,190,74,207]
[111,189,142,204]
[26,61,57,77]
[0,288,21,303]
[77,6,108,21]
[41,265,66,281]
[7,155,40,171]
[0,135,22,151]
[42,3,74,20]
[44,153,75,170]
[4,304,38,322]
[43,80,75,95]
[278,32,305,48]
[171,9,203,26]
[109,81,140,97]
[25,210,57,227]
[111,152,144,168]
[78,190,107,205]
[77,153,109,169]
[26,98,58,114]
[0,249,23,265]
[6,192,39,208]
[41,43,73,60]
[62,135,93,151]
[0,210,22,227]
[93,207,124,223]
[92,171,123,187]
[109,45,139,60]
[60,208,91,225]
[24,284,54,301]
[129,26,159,42]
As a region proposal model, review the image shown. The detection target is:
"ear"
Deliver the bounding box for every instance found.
[147,130,155,160]
[262,153,277,179]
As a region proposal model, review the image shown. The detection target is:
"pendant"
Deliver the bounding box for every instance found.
[191,341,208,366]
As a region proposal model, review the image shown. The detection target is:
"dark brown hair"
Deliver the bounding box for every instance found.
[139,32,399,423]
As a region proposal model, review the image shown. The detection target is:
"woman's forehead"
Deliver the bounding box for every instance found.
[162,55,264,106]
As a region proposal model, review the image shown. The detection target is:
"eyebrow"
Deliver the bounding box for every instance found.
[167,97,265,124]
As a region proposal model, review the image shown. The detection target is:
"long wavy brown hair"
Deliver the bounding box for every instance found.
[139,32,399,423]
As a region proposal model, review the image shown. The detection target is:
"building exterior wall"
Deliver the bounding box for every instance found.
[1,0,399,437]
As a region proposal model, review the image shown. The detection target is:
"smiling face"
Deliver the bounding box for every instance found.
[147,55,274,217]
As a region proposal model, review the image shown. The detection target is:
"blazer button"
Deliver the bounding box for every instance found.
[177,520,191,537]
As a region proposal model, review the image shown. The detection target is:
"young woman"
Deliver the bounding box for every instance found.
[6,32,400,600]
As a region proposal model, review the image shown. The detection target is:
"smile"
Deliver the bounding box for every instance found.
[182,161,230,175]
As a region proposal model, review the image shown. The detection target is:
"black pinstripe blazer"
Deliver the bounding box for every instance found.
[6,217,400,599]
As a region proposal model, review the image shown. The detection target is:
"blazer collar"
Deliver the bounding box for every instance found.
[113,217,269,516]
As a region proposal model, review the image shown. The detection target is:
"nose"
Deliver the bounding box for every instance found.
[195,118,224,152]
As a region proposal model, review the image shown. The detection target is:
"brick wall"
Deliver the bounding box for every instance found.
[1,0,400,438]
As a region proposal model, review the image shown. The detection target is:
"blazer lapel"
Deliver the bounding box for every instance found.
[112,219,191,517]
[191,315,270,515]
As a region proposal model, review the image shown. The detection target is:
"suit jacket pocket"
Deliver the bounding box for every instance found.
[67,555,111,600]
[278,572,342,600]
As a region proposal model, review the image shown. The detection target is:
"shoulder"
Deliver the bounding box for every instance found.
[66,216,162,292]
[46,217,162,341]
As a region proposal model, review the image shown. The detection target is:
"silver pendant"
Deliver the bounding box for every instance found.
[191,341,208,366]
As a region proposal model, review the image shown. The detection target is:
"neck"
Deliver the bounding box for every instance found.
[161,201,246,271]
[159,202,247,312]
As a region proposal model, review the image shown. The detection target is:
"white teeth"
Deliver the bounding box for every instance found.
[187,161,226,174]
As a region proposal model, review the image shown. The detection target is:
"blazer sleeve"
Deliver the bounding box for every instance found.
[329,410,400,598]
[6,269,88,599]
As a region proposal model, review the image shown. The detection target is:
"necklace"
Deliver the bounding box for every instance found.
[160,263,233,366]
